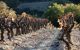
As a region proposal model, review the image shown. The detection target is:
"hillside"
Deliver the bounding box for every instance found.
[17,2,51,11]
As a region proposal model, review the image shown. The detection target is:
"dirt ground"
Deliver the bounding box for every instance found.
[0,26,80,50]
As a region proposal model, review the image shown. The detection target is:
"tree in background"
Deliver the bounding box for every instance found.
[0,1,16,18]
[43,3,64,27]
[43,3,80,27]
[64,4,80,23]
[0,1,9,15]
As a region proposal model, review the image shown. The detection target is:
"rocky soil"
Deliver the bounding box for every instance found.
[0,26,80,50]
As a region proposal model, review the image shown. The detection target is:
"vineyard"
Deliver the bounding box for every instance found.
[0,0,80,50]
